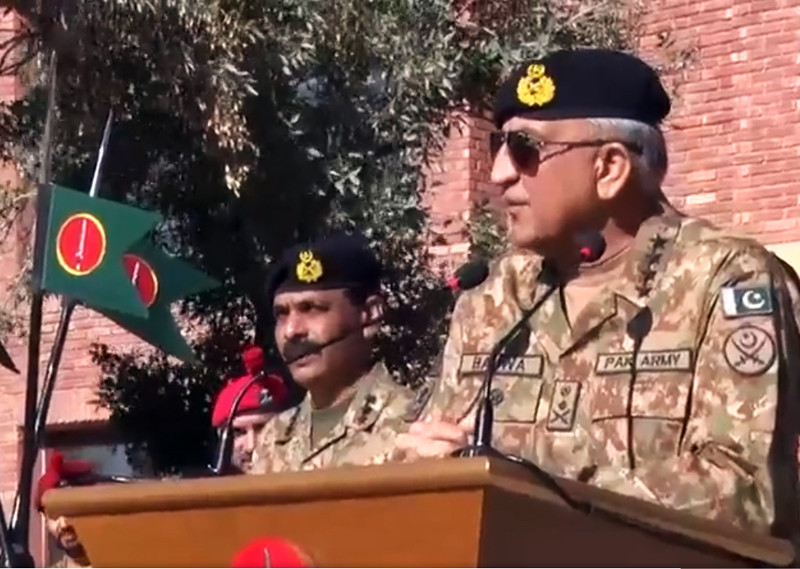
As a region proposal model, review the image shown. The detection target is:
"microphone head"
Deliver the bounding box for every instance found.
[577,232,606,263]
[231,536,312,567]
[448,259,489,291]
[626,306,653,341]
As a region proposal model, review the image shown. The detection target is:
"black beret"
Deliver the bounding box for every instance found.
[267,232,382,298]
[492,49,670,128]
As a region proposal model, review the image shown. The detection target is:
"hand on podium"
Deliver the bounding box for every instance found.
[395,417,472,460]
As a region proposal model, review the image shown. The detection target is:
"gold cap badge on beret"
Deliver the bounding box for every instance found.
[295,250,323,283]
[516,64,555,108]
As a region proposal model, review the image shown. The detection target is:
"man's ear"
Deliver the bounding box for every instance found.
[594,143,633,202]
[362,295,384,338]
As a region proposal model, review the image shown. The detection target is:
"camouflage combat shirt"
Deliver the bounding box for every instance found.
[250,361,415,473]
[420,211,800,534]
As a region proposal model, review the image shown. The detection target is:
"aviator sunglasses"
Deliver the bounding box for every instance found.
[489,130,642,170]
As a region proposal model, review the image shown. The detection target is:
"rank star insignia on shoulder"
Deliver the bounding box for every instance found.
[721,285,773,318]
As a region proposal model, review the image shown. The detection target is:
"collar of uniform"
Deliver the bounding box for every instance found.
[274,403,304,445]
[274,360,396,446]
[565,211,685,344]
[505,249,546,311]
[339,360,396,433]
[523,210,685,359]
[611,210,684,302]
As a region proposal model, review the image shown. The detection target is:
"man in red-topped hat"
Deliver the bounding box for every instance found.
[35,452,97,568]
[212,345,292,473]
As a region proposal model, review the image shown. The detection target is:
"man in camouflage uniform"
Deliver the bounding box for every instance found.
[396,49,800,539]
[250,233,415,473]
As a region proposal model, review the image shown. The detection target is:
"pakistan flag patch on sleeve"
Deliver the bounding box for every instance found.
[721,285,773,318]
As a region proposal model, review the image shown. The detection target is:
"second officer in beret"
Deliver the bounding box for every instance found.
[250,232,415,473]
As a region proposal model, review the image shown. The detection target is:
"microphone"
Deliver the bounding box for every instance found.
[577,231,606,263]
[624,306,653,470]
[456,261,560,459]
[231,536,312,567]
[447,259,489,292]
[456,231,605,458]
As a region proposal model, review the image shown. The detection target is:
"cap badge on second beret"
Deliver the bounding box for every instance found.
[295,250,323,283]
[258,389,273,407]
[516,63,555,108]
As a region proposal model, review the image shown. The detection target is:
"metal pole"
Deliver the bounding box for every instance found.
[31,109,112,449]
[9,50,59,563]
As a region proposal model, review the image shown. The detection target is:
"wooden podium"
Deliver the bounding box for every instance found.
[43,457,793,567]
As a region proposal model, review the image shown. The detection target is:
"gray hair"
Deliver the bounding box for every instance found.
[586,118,668,195]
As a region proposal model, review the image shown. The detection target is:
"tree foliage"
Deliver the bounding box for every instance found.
[0,0,645,475]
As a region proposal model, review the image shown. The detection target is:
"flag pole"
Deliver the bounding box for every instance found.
[10,109,113,553]
[7,49,59,567]
[31,108,113,449]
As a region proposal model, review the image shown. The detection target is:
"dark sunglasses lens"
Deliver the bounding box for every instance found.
[507,132,539,169]
[489,132,505,158]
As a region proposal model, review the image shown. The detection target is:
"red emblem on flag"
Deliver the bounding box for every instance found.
[55,213,107,276]
[123,253,159,307]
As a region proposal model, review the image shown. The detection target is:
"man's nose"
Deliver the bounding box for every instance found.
[282,311,308,340]
[490,145,519,187]
[245,428,257,451]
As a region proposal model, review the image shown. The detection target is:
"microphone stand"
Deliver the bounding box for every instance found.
[457,273,560,458]
[209,370,265,476]
[623,307,653,471]
[454,255,604,516]
[456,234,604,458]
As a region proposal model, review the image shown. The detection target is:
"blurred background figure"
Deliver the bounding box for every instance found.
[212,345,291,473]
[36,452,99,568]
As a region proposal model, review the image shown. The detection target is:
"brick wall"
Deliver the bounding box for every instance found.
[427,0,800,269]
[642,0,800,260]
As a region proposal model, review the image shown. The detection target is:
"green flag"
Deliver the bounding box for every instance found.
[33,184,161,318]
[86,237,220,363]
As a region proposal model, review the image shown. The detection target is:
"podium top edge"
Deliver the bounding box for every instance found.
[44,457,512,516]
